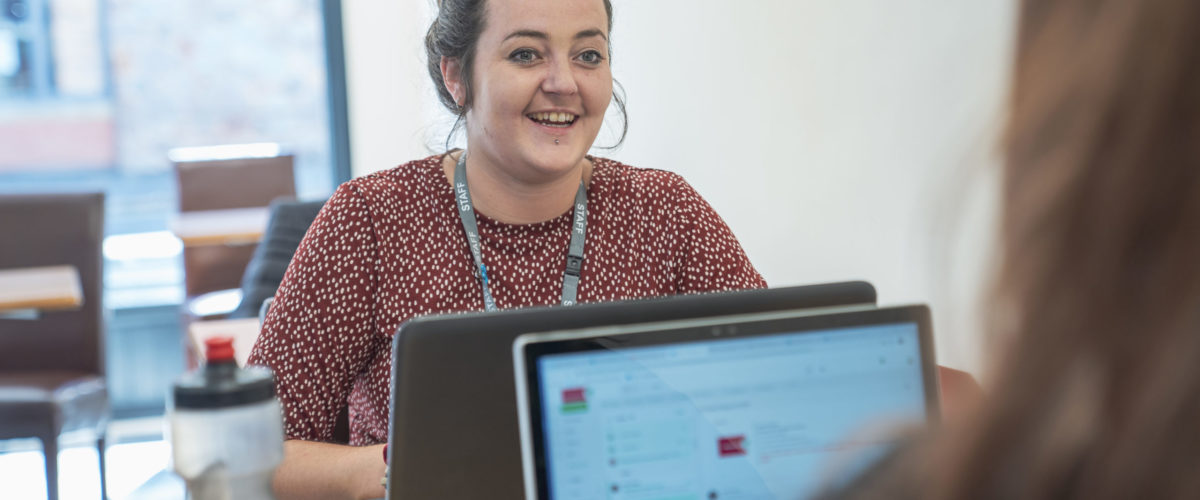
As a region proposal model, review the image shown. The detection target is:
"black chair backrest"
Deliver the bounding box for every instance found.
[0,192,105,374]
[229,198,326,319]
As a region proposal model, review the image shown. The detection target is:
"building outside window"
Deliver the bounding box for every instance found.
[0,0,344,416]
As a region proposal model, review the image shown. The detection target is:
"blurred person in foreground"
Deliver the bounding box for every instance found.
[822,0,1200,498]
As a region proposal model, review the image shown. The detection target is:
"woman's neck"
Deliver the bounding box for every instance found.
[442,150,592,225]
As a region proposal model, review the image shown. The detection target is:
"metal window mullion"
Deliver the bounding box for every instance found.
[321,0,352,184]
[98,0,111,97]
[27,0,54,97]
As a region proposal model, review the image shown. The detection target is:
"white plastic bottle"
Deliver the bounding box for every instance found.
[169,337,283,500]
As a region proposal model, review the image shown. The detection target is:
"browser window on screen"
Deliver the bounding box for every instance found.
[535,323,925,500]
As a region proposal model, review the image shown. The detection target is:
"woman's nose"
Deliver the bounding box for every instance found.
[541,58,579,96]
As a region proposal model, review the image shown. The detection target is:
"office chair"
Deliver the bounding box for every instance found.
[229,198,325,319]
[225,197,352,443]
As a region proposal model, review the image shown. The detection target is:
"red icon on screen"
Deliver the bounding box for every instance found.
[718,435,747,457]
[562,387,586,403]
[560,387,587,413]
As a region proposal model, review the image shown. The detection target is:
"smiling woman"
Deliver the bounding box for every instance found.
[247,1,766,499]
[430,0,621,222]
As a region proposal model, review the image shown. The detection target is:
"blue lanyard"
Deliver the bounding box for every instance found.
[453,152,588,311]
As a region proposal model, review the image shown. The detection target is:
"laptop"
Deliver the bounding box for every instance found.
[513,305,938,500]
[387,282,877,499]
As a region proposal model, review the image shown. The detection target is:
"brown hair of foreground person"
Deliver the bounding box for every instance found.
[827,0,1200,498]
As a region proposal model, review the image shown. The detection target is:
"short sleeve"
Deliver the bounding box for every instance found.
[669,175,768,293]
[247,182,380,442]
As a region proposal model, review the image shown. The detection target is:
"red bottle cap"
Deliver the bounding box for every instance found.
[205,336,236,363]
[174,338,275,409]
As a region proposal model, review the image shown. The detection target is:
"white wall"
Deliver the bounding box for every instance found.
[339,0,434,174]
[341,0,1016,373]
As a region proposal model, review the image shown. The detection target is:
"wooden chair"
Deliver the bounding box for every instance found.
[170,144,296,303]
[0,192,108,500]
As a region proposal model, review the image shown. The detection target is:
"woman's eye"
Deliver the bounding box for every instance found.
[578,50,605,65]
[509,49,538,63]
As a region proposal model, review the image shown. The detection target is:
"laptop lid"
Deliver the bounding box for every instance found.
[513,305,937,500]
[387,282,876,499]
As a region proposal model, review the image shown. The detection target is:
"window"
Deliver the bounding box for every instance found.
[0,0,349,416]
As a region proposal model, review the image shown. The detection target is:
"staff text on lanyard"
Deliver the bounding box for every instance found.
[453,152,587,311]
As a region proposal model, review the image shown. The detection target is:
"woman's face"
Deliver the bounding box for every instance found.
[454,0,612,183]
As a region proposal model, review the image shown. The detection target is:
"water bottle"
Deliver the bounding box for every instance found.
[169,336,283,500]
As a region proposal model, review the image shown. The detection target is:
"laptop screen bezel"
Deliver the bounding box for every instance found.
[513,304,938,500]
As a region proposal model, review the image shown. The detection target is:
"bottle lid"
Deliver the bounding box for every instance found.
[172,338,276,409]
[205,336,236,363]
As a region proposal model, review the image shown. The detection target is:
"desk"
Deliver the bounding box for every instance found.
[188,317,260,367]
[0,265,83,317]
[170,207,270,247]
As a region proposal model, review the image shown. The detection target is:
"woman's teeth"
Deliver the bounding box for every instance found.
[529,112,577,127]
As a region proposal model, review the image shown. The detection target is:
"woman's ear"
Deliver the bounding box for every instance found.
[440,56,465,107]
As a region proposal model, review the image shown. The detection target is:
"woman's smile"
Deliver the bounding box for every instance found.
[526,109,581,142]
[526,111,578,128]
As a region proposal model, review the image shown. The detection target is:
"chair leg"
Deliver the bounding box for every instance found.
[42,435,59,500]
[98,434,108,499]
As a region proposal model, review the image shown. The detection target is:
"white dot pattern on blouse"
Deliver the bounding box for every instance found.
[247,154,766,445]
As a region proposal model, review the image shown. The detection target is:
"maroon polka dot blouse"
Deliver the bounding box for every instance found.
[247,154,766,445]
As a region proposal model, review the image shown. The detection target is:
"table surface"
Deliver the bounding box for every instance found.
[188,317,261,367]
[0,265,83,314]
[170,207,270,247]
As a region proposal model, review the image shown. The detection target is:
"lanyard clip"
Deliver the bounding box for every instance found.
[471,263,489,284]
[565,255,583,277]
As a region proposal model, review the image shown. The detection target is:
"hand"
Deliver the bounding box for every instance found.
[937,365,983,423]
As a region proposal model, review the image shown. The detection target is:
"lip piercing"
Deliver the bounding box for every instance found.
[554,139,560,145]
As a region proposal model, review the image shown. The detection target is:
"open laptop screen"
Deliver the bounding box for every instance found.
[388,282,877,499]
[517,306,935,500]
